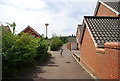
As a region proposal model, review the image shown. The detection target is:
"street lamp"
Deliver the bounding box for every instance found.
[45,23,49,39]
[0,21,2,26]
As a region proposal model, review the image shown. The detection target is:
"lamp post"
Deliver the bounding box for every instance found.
[0,21,2,26]
[45,23,49,39]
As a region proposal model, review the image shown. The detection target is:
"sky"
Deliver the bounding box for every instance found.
[0,0,98,38]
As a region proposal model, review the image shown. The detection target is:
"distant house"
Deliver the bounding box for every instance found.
[94,0,120,16]
[68,37,77,50]
[76,24,82,50]
[3,26,12,33]
[21,25,41,38]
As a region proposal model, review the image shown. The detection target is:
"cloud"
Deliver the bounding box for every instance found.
[44,0,97,2]
[0,0,98,38]
[0,0,47,10]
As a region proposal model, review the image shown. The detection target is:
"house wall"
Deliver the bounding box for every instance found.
[66,43,71,50]
[80,26,120,79]
[95,3,119,16]
[96,42,119,79]
[104,42,120,79]
[71,42,77,50]
[80,26,97,75]
[76,30,80,43]
[78,43,80,50]
[76,30,80,49]
[23,28,39,37]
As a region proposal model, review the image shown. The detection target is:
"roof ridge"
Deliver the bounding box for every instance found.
[21,25,40,36]
[27,26,40,35]
[100,0,120,2]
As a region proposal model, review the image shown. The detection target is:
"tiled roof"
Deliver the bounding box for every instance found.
[3,26,10,31]
[3,26,12,33]
[77,24,82,33]
[84,16,120,44]
[77,24,82,30]
[100,0,120,14]
[21,25,40,36]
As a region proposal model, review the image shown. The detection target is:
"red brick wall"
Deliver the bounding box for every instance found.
[80,26,120,79]
[23,28,39,37]
[95,3,119,16]
[77,43,80,50]
[76,29,81,50]
[80,26,97,75]
[103,42,119,79]
[76,30,80,43]
[66,43,71,50]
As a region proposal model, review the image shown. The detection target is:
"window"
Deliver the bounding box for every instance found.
[31,35,35,38]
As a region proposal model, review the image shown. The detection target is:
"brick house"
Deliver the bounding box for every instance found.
[79,16,119,79]
[75,0,120,79]
[76,0,120,47]
[68,37,78,50]
[21,25,41,38]
[76,24,82,50]
[94,0,120,16]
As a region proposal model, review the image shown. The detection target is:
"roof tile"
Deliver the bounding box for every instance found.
[84,16,120,44]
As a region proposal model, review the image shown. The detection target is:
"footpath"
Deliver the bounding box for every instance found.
[18,46,93,80]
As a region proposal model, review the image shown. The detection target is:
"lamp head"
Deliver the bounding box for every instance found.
[45,23,49,27]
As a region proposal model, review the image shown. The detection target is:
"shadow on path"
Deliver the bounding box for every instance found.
[17,46,93,80]
[17,56,58,79]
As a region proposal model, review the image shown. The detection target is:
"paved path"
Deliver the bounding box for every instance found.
[18,46,92,79]
[71,49,80,56]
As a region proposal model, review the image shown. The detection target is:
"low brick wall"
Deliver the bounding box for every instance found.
[73,53,80,62]
[96,42,119,79]
[80,42,120,79]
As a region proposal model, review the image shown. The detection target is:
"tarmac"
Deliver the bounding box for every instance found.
[18,46,93,80]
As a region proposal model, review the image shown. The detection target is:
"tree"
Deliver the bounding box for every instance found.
[5,22,16,34]
[59,36,68,44]
[50,36,63,51]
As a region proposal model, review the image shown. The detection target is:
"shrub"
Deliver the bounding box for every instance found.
[2,30,18,79]
[35,38,48,62]
[2,32,37,79]
[50,37,63,51]
[2,30,51,79]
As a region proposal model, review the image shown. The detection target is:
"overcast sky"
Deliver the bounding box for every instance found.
[0,0,98,38]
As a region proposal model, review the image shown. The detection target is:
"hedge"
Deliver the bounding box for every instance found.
[50,37,63,51]
[2,27,51,79]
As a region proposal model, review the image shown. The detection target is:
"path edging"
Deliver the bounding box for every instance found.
[70,50,98,80]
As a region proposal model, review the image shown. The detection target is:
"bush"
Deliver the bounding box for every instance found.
[59,36,68,44]
[50,37,63,51]
[2,30,51,79]
[35,38,48,62]
[2,30,19,79]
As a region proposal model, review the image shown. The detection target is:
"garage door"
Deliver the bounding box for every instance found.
[71,42,77,50]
